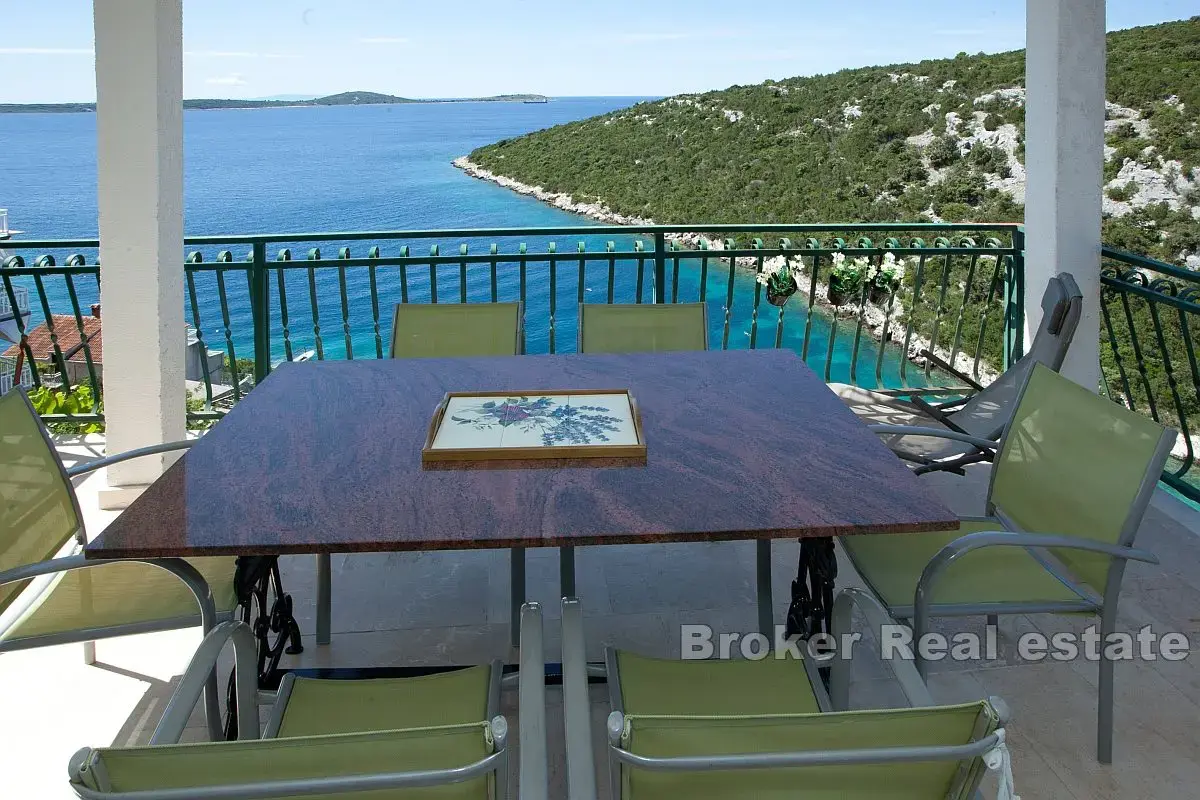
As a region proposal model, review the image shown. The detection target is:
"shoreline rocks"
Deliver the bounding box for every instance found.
[453,156,999,385]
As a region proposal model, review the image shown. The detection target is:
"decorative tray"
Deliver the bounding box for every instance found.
[421,389,646,463]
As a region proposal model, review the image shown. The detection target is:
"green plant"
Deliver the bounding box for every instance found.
[970,144,1010,176]
[757,256,802,306]
[1106,181,1139,202]
[223,355,256,386]
[27,383,103,434]
[186,393,218,431]
[827,253,868,303]
[926,136,961,168]
[871,253,907,293]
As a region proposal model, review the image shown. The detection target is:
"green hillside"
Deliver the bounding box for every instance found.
[469,17,1200,267]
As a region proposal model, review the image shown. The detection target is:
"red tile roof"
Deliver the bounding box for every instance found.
[3,314,103,364]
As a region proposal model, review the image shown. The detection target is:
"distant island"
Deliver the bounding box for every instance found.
[0,90,551,114]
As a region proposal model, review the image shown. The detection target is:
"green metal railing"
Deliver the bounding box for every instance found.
[0,223,1024,428]
[1101,247,1200,502]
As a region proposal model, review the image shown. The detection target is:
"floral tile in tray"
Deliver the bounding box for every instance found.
[423,389,646,463]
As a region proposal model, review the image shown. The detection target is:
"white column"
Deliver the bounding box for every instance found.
[94,0,185,506]
[1024,0,1105,390]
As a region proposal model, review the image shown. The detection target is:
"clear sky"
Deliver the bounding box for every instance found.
[0,1,1195,103]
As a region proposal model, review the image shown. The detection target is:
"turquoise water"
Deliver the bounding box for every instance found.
[0,100,931,389]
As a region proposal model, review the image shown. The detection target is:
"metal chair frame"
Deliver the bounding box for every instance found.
[860,370,1174,763]
[560,594,1011,800]
[68,607,552,800]
[1,389,231,740]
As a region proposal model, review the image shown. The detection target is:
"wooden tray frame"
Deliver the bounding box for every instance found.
[422,388,647,463]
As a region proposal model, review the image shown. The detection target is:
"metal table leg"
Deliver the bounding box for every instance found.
[559,545,576,598]
[316,553,332,646]
[756,539,774,639]
[224,556,303,739]
[785,537,837,639]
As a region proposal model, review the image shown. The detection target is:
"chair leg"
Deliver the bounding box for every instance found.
[1098,649,1115,764]
[559,546,576,598]
[510,548,525,649]
[82,640,96,666]
[316,553,332,646]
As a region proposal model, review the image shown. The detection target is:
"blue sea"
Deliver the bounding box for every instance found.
[0,99,931,388]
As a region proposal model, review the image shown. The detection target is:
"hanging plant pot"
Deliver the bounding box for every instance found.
[766,275,799,307]
[868,284,893,305]
[827,285,851,306]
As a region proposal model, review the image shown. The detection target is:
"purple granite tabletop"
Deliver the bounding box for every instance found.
[85,350,957,558]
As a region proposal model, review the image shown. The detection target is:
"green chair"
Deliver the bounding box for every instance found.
[577,302,709,354]
[67,602,549,800]
[389,301,524,358]
[0,388,238,741]
[566,301,709,601]
[311,302,527,649]
[849,363,1174,763]
[560,595,1016,800]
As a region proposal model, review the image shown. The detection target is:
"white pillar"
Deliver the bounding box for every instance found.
[1024,0,1105,390]
[94,0,185,505]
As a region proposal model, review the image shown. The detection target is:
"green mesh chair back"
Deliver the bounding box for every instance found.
[577,303,708,354]
[389,302,523,358]
[990,363,1173,592]
[0,390,82,615]
[618,701,999,799]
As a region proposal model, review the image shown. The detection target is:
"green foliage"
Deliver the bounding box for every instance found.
[1106,181,1138,202]
[466,17,1200,391]
[969,144,1010,177]
[827,257,867,304]
[926,136,961,169]
[224,355,256,386]
[27,383,102,434]
[26,383,219,433]
[186,393,218,431]
[468,17,1199,268]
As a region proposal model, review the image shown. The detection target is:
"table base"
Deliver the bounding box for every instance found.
[785,537,837,640]
[224,556,304,739]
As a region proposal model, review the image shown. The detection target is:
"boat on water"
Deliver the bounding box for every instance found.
[522,97,548,104]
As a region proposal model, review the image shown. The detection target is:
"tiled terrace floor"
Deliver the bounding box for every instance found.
[4,435,1200,798]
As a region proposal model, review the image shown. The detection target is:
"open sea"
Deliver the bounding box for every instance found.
[0,98,930,388]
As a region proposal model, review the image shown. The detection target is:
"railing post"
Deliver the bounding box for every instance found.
[250,241,271,382]
[653,232,666,304]
[1006,228,1026,369]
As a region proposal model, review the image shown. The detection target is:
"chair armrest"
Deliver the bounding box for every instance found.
[0,554,226,742]
[65,439,196,477]
[918,349,985,392]
[912,530,1159,674]
[0,555,217,626]
[830,587,934,710]
[868,424,999,452]
[519,603,548,800]
[605,727,1004,772]
[152,621,261,744]
[561,597,598,800]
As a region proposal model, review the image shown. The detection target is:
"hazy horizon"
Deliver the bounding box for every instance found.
[1,1,1195,104]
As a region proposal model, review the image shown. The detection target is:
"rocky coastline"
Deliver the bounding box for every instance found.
[453,156,1000,385]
